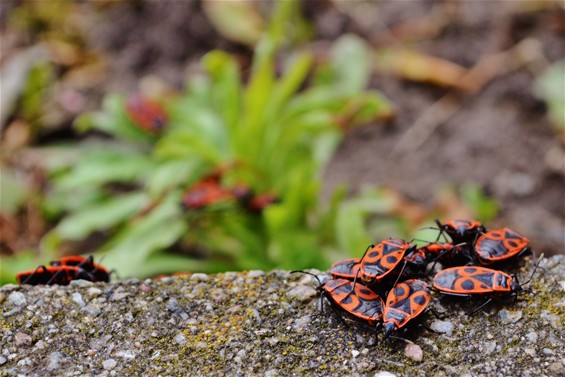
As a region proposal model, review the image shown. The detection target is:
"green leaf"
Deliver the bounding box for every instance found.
[54,146,151,191]
[165,97,231,155]
[202,0,265,46]
[350,187,397,214]
[330,34,371,94]
[312,131,341,168]
[55,192,148,240]
[336,201,372,256]
[318,186,348,243]
[21,62,53,123]
[145,160,200,198]
[242,53,275,147]
[534,59,565,130]
[343,91,394,126]
[203,50,243,133]
[154,129,225,163]
[43,188,105,219]
[267,0,304,46]
[0,165,30,215]
[267,231,324,270]
[220,215,268,270]
[99,196,187,279]
[264,169,318,229]
[285,87,346,116]
[267,51,313,116]
[461,184,499,222]
[75,94,154,143]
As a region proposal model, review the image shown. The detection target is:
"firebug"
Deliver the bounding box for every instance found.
[381,279,431,336]
[291,271,384,326]
[50,255,110,282]
[474,228,531,265]
[432,257,542,313]
[125,94,168,134]
[181,180,235,209]
[435,219,486,245]
[17,265,91,286]
[358,239,416,285]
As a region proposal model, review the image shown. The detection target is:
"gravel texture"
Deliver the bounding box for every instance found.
[1,255,564,376]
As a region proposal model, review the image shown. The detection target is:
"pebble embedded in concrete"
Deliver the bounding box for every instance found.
[103,358,117,370]
[7,292,26,307]
[14,332,32,347]
[405,343,423,362]
[430,319,454,336]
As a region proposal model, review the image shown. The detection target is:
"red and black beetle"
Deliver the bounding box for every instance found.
[291,272,384,326]
[435,219,486,245]
[50,255,110,283]
[474,228,531,265]
[381,279,431,336]
[432,257,542,313]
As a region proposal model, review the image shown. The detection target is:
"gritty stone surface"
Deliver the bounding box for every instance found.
[0,255,564,376]
[498,309,523,324]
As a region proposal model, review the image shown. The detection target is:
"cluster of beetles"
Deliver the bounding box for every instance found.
[15,218,539,340]
[16,255,110,286]
[294,219,540,337]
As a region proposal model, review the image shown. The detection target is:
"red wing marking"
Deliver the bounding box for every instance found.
[383,279,430,330]
[324,279,384,323]
[360,239,411,281]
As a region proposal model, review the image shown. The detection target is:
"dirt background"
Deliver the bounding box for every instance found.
[1,1,564,255]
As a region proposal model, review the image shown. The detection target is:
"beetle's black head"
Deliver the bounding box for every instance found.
[510,276,523,293]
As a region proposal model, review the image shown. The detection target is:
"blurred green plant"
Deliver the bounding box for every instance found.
[460,184,499,222]
[534,59,565,131]
[13,8,393,280]
[202,0,313,47]
[0,164,51,285]
[0,1,506,285]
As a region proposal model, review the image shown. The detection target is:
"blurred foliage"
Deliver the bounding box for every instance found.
[202,0,267,46]
[9,0,78,42]
[0,166,29,216]
[201,0,312,47]
[460,184,499,222]
[0,0,395,282]
[20,63,55,125]
[0,0,507,285]
[535,59,565,131]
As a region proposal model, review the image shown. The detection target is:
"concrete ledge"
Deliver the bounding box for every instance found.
[1,255,564,376]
